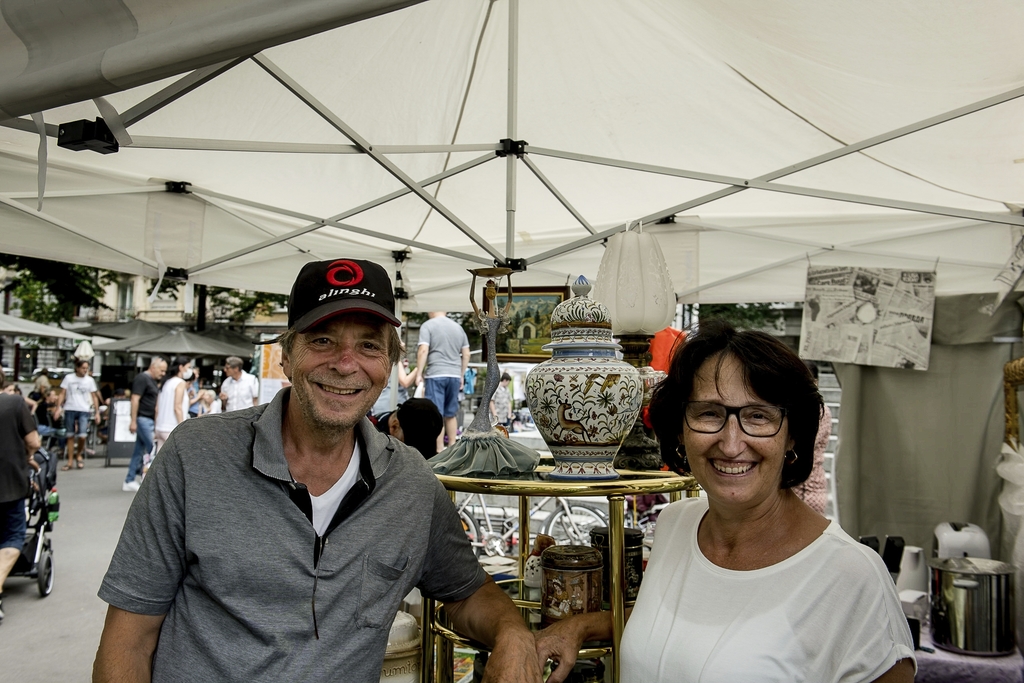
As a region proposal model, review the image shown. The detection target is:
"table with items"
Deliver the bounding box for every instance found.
[424,468,699,683]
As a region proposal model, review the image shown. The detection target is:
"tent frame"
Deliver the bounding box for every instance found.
[2,0,1023,300]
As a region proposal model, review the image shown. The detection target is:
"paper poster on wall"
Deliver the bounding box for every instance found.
[799,267,935,371]
[257,337,291,404]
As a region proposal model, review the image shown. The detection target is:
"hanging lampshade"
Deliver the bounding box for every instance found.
[592,226,675,335]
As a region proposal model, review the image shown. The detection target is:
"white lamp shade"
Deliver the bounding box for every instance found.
[592,229,676,334]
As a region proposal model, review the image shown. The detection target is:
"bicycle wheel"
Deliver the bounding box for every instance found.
[542,503,608,546]
[458,507,483,557]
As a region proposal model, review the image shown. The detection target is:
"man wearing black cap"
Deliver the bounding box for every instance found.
[94,259,541,682]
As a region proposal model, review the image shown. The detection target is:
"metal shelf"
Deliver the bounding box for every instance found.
[423,470,697,683]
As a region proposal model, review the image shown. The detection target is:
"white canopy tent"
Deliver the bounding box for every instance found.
[0,0,1021,310]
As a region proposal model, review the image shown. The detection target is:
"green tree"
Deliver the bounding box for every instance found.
[697,303,784,332]
[0,254,116,325]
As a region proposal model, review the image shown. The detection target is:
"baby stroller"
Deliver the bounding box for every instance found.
[10,446,59,597]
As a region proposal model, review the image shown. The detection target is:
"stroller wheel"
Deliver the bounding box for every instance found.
[37,549,53,597]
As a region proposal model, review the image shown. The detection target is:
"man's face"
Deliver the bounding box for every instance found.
[282,313,391,434]
[150,360,167,381]
[74,364,88,377]
[223,365,242,381]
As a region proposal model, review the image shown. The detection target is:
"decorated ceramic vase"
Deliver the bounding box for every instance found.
[525,276,643,480]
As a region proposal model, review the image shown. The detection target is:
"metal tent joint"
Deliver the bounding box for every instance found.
[497,138,527,158]
[163,267,189,282]
[57,118,119,154]
[165,181,192,194]
[496,257,527,272]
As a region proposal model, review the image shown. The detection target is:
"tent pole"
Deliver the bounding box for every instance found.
[126,138,499,154]
[254,54,503,262]
[189,193,494,270]
[673,217,1000,270]
[505,0,520,260]
[527,145,1024,229]
[121,59,248,127]
[1,186,162,200]
[0,195,158,270]
[187,153,497,273]
[521,156,596,235]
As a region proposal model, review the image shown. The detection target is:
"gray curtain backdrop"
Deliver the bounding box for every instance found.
[833,293,1024,558]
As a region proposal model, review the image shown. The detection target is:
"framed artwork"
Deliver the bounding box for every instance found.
[483,286,570,363]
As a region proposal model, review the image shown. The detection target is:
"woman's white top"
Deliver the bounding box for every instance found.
[155,377,189,432]
[620,498,915,683]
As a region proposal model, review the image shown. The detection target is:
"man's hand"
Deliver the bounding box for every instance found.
[444,579,543,683]
[129,419,137,435]
[481,627,542,683]
[535,612,612,683]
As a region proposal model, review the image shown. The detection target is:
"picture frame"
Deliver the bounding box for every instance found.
[483,285,571,363]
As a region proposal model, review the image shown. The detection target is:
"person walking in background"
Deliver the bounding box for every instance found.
[58,359,101,471]
[0,373,41,625]
[417,311,470,452]
[489,372,514,430]
[219,356,259,412]
[153,358,193,458]
[125,357,166,493]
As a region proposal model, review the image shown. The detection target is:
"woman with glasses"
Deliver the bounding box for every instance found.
[536,320,914,683]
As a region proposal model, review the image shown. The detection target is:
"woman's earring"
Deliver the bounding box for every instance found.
[785,450,798,464]
[675,444,690,472]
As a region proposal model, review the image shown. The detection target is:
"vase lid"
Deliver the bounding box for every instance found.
[545,276,619,349]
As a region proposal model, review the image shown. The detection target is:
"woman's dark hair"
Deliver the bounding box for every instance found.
[648,319,822,489]
[167,356,191,378]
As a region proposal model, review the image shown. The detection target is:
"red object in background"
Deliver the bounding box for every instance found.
[648,327,685,373]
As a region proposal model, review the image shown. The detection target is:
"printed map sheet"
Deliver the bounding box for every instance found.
[799,267,935,371]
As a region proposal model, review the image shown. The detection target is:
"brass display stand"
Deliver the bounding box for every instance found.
[422,468,699,683]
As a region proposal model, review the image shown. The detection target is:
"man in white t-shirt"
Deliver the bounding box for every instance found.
[59,359,101,470]
[219,357,259,412]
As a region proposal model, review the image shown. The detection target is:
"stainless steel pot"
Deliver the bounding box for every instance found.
[929,556,1015,655]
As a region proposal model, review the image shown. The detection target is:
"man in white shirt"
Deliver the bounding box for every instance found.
[59,359,101,470]
[219,357,259,412]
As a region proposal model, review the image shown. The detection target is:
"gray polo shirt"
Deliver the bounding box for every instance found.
[99,388,486,682]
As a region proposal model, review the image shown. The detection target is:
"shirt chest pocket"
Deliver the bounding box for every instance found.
[359,554,409,629]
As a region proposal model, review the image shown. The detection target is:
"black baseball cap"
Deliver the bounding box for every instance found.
[287,258,401,331]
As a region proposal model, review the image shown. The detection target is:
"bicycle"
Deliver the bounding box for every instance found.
[456,493,608,557]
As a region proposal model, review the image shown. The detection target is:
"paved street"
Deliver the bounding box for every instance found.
[0,456,134,682]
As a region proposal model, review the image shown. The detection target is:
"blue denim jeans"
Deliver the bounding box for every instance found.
[127,416,155,484]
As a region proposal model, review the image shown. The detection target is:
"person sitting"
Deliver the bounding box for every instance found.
[375,398,444,459]
[535,319,915,683]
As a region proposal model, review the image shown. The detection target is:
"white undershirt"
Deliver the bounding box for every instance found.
[308,442,362,536]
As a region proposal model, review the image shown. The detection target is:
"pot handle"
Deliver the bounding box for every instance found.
[953,578,980,589]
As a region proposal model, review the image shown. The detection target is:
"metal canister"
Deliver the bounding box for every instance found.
[589,526,644,606]
[540,545,603,626]
[928,556,1015,655]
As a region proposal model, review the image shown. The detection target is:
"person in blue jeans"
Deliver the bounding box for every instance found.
[125,357,167,492]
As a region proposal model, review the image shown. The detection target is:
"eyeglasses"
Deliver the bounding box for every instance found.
[683,401,786,437]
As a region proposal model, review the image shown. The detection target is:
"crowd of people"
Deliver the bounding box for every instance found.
[2,355,262,491]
